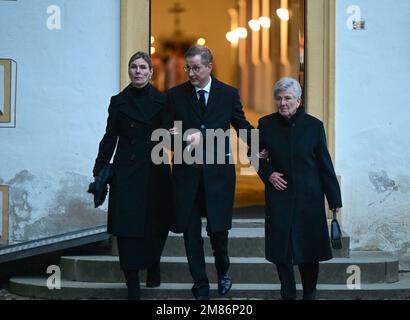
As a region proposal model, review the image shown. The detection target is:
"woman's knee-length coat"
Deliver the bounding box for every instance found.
[93,84,172,238]
[257,108,342,265]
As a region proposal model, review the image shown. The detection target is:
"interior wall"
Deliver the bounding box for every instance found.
[239,0,304,113]
[151,0,237,86]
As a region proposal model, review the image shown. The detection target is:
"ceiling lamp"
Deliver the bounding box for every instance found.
[150,46,156,54]
[235,27,248,39]
[226,31,239,43]
[276,8,289,21]
[197,38,206,45]
[248,19,261,31]
[258,16,271,28]
[150,36,155,44]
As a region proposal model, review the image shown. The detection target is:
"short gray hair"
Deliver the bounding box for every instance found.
[184,45,213,65]
[273,77,302,99]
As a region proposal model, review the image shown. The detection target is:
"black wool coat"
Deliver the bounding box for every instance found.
[93,83,172,237]
[257,107,342,265]
[165,77,254,233]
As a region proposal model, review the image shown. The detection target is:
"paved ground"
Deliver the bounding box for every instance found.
[0,287,33,300]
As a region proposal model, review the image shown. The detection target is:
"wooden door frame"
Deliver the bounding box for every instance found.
[305,0,336,160]
[120,0,151,89]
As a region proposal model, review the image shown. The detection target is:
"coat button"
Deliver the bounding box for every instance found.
[130,139,136,145]
[130,122,135,128]
[130,154,136,161]
[200,125,205,129]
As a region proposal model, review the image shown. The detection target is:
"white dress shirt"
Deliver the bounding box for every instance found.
[194,77,212,106]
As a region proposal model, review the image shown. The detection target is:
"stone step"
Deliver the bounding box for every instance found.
[111,219,350,258]
[163,231,350,259]
[162,221,350,259]
[60,251,398,284]
[8,272,410,300]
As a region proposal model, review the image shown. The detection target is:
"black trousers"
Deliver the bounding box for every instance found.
[275,262,319,300]
[117,235,167,271]
[183,178,230,297]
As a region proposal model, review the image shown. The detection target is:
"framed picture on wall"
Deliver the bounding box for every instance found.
[0,185,9,245]
[0,59,17,128]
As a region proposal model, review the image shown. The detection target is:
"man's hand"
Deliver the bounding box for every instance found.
[187,131,201,147]
[268,172,287,191]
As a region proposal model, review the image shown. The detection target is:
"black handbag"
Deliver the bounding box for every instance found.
[87,164,113,208]
[330,209,343,250]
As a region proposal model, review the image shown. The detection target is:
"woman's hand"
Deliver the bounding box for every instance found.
[268,172,287,191]
[169,127,180,135]
[257,149,269,159]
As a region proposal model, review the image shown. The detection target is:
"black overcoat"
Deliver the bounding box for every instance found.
[165,77,253,233]
[93,83,172,237]
[257,108,342,265]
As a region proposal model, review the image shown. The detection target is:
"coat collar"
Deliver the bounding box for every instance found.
[277,106,305,126]
[116,83,164,124]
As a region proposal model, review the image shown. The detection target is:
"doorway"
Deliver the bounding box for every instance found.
[151,0,305,211]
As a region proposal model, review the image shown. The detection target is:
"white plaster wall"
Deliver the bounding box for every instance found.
[0,0,120,243]
[336,0,410,269]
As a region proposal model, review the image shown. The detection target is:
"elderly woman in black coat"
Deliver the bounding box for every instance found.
[257,77,342,300]
[93,52,172,299]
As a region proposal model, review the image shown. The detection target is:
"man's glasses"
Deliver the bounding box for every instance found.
[184,64,206,73]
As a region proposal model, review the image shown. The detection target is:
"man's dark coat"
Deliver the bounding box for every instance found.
[165,77,254,233]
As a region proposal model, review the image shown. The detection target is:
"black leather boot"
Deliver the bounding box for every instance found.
[124,270,140,300]
[146,261,161,288]
[302,290,317,300]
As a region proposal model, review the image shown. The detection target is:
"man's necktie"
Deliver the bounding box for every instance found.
[197,90,206,116]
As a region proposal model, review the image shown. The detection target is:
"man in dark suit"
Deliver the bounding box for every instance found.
[165,45,254,299]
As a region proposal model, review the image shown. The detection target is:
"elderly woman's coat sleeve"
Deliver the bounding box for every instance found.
[315,123,342,209]
[93,97,119,177]
[256,122,274,185]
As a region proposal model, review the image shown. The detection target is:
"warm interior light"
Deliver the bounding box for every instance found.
[258,16,271,28]
[248,19,261,31]
[235,27,248,39]
[150,46,156,54]
[150,36,155,44]
[276,8,289,21]
[226,31,239,43]
[197,38,206,45]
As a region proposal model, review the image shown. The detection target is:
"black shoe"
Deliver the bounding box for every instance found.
[126,281,140,300]
[280,287,296,300]
[302,290,317,300]
[217,274,232,295]
[125,270,141,300]
[191,284,210,300]
[146,261,161,288]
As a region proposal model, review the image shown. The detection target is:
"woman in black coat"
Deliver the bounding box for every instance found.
[257,77,342,300]
[93,52,172,299]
